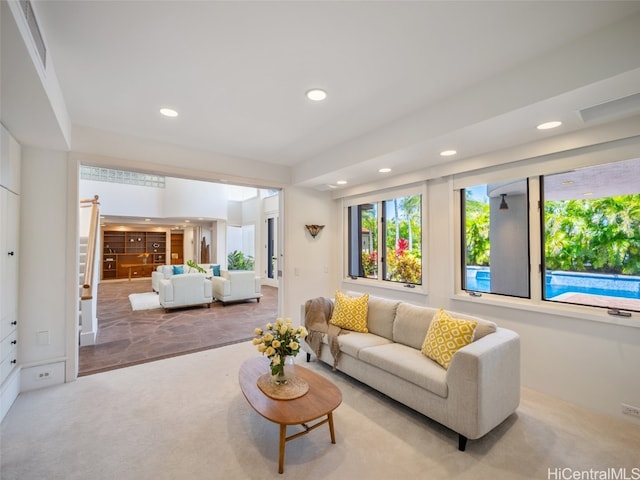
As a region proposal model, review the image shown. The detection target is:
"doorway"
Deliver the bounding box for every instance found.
[171,232,184,264]
[264,215,279,287]
[77,169,283,377]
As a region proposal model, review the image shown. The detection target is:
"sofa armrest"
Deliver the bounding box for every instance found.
[212,276,230,297]
[445,327,520,439]
[158,278,173,303]
[151,271,164,292]
[204,278,213,297]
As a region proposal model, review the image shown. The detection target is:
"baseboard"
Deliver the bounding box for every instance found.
[20,361,65,392]
[1,368,21,421]
[80,330,97,346]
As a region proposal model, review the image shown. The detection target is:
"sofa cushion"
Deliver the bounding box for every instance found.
[173,265,184,275]
[440,311,496,341]
[421,309,477,369]
[336,332,393,359]
[161,266,173,279]
[358,343,448,398]
[212,265,221,276]
[471,318,497,341]
[330,291,369,333]
[393,303,435,349]
[367,296,400,340]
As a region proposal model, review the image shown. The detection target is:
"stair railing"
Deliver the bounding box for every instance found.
[80,195,100,300]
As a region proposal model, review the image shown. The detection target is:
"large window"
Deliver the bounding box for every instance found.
[347,193,422,286]
[459,156,640,313]
[542,158,640,311]
[461,181,530,298]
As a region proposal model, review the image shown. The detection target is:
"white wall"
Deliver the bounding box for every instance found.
[79,175,230,220]
[282,187,336,322]
[227,200,242,225]
[19,147,77,386]
[162,177,228,220]
[79,179,164,218]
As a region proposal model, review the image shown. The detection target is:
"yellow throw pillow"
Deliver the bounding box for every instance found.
[421,308,477,369]
[329,291,369,333]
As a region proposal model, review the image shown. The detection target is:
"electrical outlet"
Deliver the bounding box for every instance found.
[37,371,51,380]
[622,403,640,418]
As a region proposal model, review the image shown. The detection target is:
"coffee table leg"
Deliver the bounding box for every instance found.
[279,424,286,474]
[328,412,336,444]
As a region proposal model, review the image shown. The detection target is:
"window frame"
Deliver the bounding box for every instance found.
[452,141,640,326]
[460,179,532,299]
[343,183,428,294]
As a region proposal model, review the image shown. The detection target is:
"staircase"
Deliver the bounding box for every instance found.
[79,196,100,346]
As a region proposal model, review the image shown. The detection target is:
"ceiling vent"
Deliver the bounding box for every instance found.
[579,93,640,124]
[19,0,47,68]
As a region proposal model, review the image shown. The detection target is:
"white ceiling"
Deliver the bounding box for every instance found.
[5,1,640,191]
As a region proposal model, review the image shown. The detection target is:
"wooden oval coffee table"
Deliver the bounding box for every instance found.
[239,356,342,474]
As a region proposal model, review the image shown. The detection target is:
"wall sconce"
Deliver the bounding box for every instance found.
[499,194,509,211]
[305,224,325,238]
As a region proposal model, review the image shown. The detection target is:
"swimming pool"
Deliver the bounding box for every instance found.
[465,268,640,300]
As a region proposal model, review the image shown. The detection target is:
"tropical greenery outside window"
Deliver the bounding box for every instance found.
[542,158,640,311]
[460,156,640,313]
[347,194,422,285]
[461,181,530,298]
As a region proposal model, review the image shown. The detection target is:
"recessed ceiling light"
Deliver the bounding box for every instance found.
[336,180,347,185]
[306,89,327,101]
[562,180,574,186]
[583,192,593,196]
[327,184,337,189]
[440,150,457,157]
[184,219,190,223]
[160,107,179,117]
[379,168,392,173]
[537,121,562,130]
[144,218,151,222]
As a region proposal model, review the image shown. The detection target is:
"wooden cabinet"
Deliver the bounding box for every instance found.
[102,230,167,280]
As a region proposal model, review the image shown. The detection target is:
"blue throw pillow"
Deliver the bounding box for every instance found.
[173,265,184,275]
[212,265,220,276]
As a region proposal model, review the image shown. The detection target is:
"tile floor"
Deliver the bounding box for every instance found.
[79,279,278,375]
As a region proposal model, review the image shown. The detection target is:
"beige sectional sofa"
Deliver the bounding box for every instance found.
[303,293,520,451]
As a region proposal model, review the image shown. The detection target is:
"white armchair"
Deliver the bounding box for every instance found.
[152,263,220,292]
[158,273,213,312]
[152,265,171,293]
[211,270,262,305]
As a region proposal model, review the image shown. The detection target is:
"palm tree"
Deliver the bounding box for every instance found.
[402,195,421,251]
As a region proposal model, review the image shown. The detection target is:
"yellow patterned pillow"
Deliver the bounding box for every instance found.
[329,291,369,333]
[421,309,477,369]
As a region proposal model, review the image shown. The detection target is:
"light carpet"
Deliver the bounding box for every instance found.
[1,341,639,480]
[128,292,161,311]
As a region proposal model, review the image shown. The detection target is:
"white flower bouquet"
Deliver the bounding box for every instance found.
[253,318,308,379]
